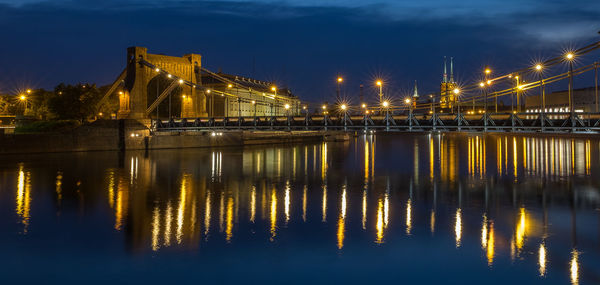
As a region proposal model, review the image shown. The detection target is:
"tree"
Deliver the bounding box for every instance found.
[48,83,102,121]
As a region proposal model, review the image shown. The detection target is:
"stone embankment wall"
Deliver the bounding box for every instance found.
[0,120,348,154]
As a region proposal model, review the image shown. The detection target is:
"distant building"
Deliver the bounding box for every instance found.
[201,72,301,117]
[525,87,599,113]
[440,57,458,109]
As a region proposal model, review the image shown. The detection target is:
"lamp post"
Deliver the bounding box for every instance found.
[405,98,413,131]
[535,64,546,129]
[19,94,27,114]
[376,80,383,114]
[252,100,257,117]
[565,53,575,117]
[271,86,277,116]
[337,76,343,102]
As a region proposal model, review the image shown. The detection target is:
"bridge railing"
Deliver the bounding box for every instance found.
[151,112,600,133]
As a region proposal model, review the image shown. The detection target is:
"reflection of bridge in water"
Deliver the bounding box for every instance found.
[9,134,600,283]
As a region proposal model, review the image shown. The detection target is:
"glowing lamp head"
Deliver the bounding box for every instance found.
[271,86,277,92]
[178,79,184,84]
[404,98,411,104]
[322,105,327,110]
[19,95,26,101]
[118,91,124,95]
[361,103,366,108]
[479,82,485,87]
[518,85,524,90]
[206,89,211,93]
[337,77,343,83]
[302,106,307,110]
[251,100,256,104]
[228,84,233,88]
[485,68,491,74]
[284,104,290,110]
[26,89,31,94]
[340,104,347,110]
[182,95,187,99]
[376,80,382,86]
[535,64,543,71]
[566,53,574,60]
[98,112,103,116]
[487,80,492,85]
[167,74,172,78]
[382,101,389,107]
[453,88,460,94]
[155,68,160,72]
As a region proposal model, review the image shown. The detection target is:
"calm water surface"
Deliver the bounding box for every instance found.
[1,133,600,284]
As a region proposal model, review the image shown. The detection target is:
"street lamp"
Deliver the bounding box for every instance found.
[336,76,343,101]
[382,100,389,108]
[271,86,278,115]
[252,100,257,117]
[565,52,575,117]
[340,104,347,111]
[376,80,383,107]
[534,63,545,117]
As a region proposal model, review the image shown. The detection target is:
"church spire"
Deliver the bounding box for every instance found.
[413,80,419,98]
[450,57,454,83]
[443,56,448,83]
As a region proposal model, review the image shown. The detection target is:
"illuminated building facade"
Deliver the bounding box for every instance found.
[525,87,598,113]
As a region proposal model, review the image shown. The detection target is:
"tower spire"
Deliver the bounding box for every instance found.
[443,56,448,83]
[450,57,454,83]
[413,80,419,98]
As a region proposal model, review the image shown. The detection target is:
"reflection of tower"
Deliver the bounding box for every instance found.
[440,57,458,110]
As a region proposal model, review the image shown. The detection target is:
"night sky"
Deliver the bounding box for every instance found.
[0,0,598,103]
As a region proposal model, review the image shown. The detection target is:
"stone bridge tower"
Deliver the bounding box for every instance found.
[101,47,207,121]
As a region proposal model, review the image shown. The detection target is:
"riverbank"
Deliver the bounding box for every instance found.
[0,119,349,154]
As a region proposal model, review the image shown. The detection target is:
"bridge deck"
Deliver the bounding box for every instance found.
[152,112,600,133]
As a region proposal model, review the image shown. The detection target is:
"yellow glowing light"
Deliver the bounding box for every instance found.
[480,82,485,87]
[340,104,347,110]
[98,112,103,116]
[271,86,277,91]
[485,68,491,74]
[19,95,26,101]
[178,79,184,84]
[382,101,389,107]
[453,88,460,94]
[337,77,343,83]
[539,243,547,277]
[376,80,382,86]
[118,91,123,95]
[26,89,32,94]
[251,100,256,104]
[535,64,543,71]
[404,98,411,104]
[206,89,211,93]
[167,74,172,78]
[182,95,186,99]
[487,80,492,85]
[566,52,574,60]
[518,85,524,90]
[285,104,290,110]
[302,106,307,110]
[322,105,327,110]
[228,84,233,88]
[361,103,366,108]
[155,68,160,72]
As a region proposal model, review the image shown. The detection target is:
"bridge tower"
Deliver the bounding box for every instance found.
[102,47,207,121]
[440,57,458,110]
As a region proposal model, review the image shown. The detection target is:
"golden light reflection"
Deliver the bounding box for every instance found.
[204,191,211,238]
[383,194,389,227]
[151,205,160,251]
[539,243,547,277]
[285,181,291,224]
[250,186,256,223]
[430,210,435,234]
[455,208,462,247]
[225,197,233,242]
[322,184,327,222]
[337,184,347,249]
[270,188,277,241]
[362,189,367,230]
[481,214,488,248]
[55,171,63,204]
[16,164,32,233]
[376,199,384,244]
[164,202,173,246]
[406,199,412,235]
[302,185,307,222]
[487,222,495,266]
[107,170,115,208]
[570,250,579,285]
[515,207,528,251]
[114,176,129,231]
[321,142,328,180]
[177,175,190,244]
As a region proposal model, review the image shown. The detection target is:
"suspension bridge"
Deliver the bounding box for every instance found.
[100,40,600,134]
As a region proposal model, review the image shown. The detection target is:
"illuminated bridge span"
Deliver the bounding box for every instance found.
[101,40,600,135]
[152,112,600,133]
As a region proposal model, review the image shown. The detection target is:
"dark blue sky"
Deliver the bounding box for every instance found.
[0,0,598,103]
